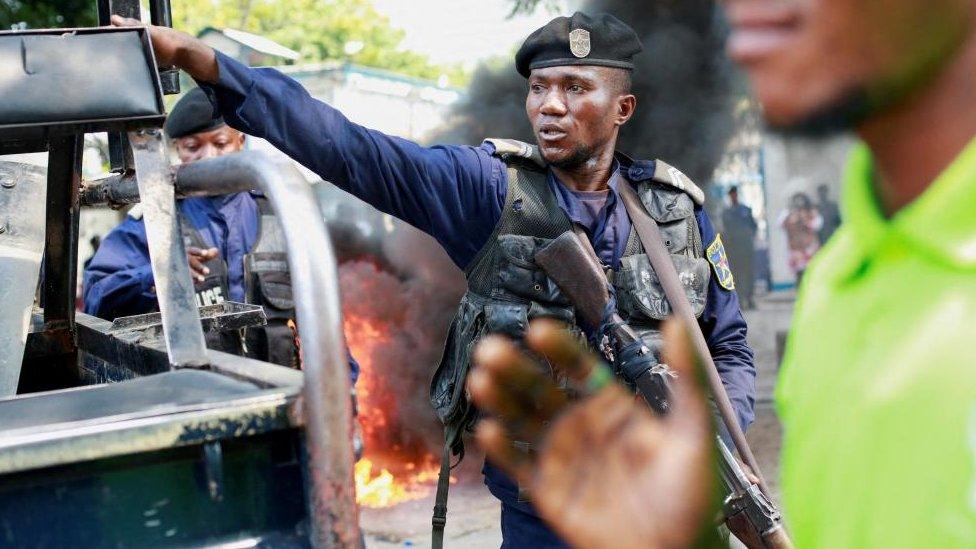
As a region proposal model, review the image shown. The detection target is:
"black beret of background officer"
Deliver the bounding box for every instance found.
[163,86,227,139]
[515,11,644,78]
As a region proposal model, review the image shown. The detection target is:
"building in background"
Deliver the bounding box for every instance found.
[710,98,853,291]
[761,134,854,290]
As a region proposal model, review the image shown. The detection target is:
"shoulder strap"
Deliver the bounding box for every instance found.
[651,160,705,206]
[431,423,463,549]
[618,181,769,497]
[483,138,546,170]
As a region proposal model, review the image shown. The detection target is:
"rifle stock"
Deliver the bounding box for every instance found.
[532,232,611,330]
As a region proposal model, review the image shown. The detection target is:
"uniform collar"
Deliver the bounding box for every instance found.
[614,151,657,182]
[842,136,976,274]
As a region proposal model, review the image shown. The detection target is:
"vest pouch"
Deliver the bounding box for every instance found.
[254,271,295,313]
[640,183,695,223]
[616,253,710,321]
[527,301,574,324]
[245,320,298,369]
[495,235,570,306]
[430,294,486,426]
[484,302,528,339]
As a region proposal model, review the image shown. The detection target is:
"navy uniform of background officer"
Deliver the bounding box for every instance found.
[121,10,756,547]
[83,89,347,374]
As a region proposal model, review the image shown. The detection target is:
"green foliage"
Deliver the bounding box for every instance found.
[0,0,97,29]
[171,0,467,85]
[507,0,561,16]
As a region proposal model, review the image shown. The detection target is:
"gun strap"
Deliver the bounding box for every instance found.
[431,425,458,549]
[617,181,771,498]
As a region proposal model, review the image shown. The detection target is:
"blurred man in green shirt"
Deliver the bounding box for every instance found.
[468,0,976,547]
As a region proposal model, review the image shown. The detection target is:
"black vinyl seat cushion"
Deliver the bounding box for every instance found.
[0,370,259,434]
[0,29,162,128]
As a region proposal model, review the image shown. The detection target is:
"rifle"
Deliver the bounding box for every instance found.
[534,231,793,549]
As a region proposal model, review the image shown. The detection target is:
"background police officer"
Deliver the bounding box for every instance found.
[114,11,756,547]
[83,89,322,372]
[84,88,255,319]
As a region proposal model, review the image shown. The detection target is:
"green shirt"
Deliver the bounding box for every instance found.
[777,138,976,547]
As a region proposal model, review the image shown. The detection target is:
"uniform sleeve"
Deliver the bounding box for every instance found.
[82,217,158,320]
[695,207,757,432]
[197,51,507,269]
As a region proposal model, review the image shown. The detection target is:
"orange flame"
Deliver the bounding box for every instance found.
[345,311,445,508]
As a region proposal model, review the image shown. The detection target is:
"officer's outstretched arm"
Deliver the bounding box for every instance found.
[114,16,505,269]
[469,319,717,549]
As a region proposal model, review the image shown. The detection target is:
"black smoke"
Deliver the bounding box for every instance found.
[433,0,737,186]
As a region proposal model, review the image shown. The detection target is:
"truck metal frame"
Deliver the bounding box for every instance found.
[0,2,360,546]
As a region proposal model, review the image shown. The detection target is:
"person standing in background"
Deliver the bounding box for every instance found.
[722,185,757,308]
[779,191,822,285]
[816,183,841,244]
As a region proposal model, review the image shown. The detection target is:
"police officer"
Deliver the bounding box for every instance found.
[115,11,756,547]
[84,88,311,370]
[722,185,757,308]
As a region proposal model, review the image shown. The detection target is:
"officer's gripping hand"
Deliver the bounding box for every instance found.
[110,15,220,83]
[468,319,715,549]
[186,246,218,283]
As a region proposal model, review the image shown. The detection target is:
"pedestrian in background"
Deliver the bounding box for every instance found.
[816,183,841,244]
[721,185,757,308]
[778,192,822,285]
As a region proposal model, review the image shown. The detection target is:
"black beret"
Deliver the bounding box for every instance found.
[164,87,226,139]
[515,12,643,78]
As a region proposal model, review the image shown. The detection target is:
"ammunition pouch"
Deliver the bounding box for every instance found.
[430,292,486,455]
[616,253,710,321]
[244,320,298,370]
[246,253,294,319]
[242,198,299,369]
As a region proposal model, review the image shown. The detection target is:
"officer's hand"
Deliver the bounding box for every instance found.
[468,319,715,549]
[186,246,218,283]
[110,15,219,83]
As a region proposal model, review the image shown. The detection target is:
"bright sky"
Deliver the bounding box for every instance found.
[370,0,572,67]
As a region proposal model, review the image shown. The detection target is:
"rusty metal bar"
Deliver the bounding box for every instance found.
[176,151,360,547]
[80,165,258,208]
[129,129,209,367]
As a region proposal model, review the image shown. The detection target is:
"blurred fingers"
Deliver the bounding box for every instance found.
[468,336,568,441]
[474,420,532,487]
[660,318,711,438]
[524,319,603,387]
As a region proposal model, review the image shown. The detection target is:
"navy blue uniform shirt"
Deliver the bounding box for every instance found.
[84,192,259,319]
[199,50,756,503]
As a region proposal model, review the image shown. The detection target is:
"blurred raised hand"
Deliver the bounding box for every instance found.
[468,318,716,549]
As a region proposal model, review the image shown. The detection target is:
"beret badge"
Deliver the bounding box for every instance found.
[569,28,591,58]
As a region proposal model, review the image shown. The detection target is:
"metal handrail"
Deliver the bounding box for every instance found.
[174,152,360,547]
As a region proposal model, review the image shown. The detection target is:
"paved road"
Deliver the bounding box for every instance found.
[363,290,796,548]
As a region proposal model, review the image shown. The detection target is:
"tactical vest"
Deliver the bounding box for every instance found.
[242,197,300,369]
[178,197,299,368]
[429,140,711,459]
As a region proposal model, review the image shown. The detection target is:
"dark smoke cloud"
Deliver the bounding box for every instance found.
[433,0,737,185]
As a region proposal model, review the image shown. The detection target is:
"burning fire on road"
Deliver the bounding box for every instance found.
[332,218,465,509]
